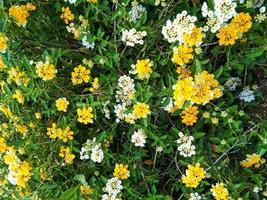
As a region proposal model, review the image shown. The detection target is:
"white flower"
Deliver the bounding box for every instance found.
[255,13,266,22]
[253,186,262,193]
[90,146,104,163]
[224,77,241,91]
[79,138,104,163]
[64,0,76,4]
[122,28,147,47]
[189,192,202,200]
[131,129,147,147]
[176,132,196,157]
[129,1,146,23]
[102,177,123,198]
[82,36,95,49]
[239,87,255,102]
[162,11,197,44]
[260,6,266,13]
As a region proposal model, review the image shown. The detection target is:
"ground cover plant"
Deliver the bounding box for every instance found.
[0,0,267,199]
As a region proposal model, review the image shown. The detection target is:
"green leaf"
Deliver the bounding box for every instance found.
[246,48,264,58]
[73,174,88,186]
[59,184,80,200]
[214,66,224,78]
[192,59,202,75]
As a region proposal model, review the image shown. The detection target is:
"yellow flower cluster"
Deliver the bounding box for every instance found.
[77,107,94,124]
[60,7,74,24]
[15,124,29,135]
[12,90,25,104]
[134,59,153,80]
[182,163,205,188]
[133,102,150,119]
[71,65,90,85]
[9,3,36,27]
[36,62,57,81]
[7,67,30,86]
[46,123,74,142]
[0,137,8,153]
[172,45,193,66]
[183,27,205,47]
[4,149,32,189]
[80,185,93,195]
[0,33,8,53]
[211,183,230,200]
[173,71,221,109]
[217,13,252,46]
[59,146,75,165]
[240,153,265,168]
[181,106,199,126]
[113,164,130,180]
[89,77,100,92]
[0,104,13,118]
[55,98,69,112]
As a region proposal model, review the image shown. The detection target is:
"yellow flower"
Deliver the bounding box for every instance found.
[9,3,36,27]
[0,33,8,53]
[77,107,94,124]
[60,7,74,24]
[0,104,13,118]
[36,62,57,81]
[89,77,100,92]
[217,25,238,46]
[0,137,8,153]
[231,12,252,34]
[211,117,219,124]
[240,153,265,168]
[46,123,74,142]
[176,67,191,78]
[183,27,205,47]
[80,185,93,195]
[172,77,194,109]
[211,183,230,200]
[181,106,199,126]
[134,59,153,80]
[113,164,130,180]
[172,45,193,66]
[15,124,29,135]
[71,65,90,85]
[133,102,150,119]
[12,90,25,104]
[182,163,205,188]
[16,161,32,188]
[7,67,29,86]
[56,97,69,112]
[59,146,75,165]
[35,112,42,119]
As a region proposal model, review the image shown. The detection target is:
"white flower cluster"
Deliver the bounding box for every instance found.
[162,10,197,44]
[114,75,136,123]
[176,132,196,157]
[64,0,76,4]
[155,0,169,6]
[121,28,147,47]
[129,1,146,23]
[101,177,123,200]
[255,6,266,23]
[201,0,237,33]
[239,87,255,102]
[189,192,202,200]
[82,35,95,49]
[224,77,241,91]
[80,137,104,163]
[131,128,147,147]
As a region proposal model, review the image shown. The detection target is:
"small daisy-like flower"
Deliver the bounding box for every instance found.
[56,97,69,112]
